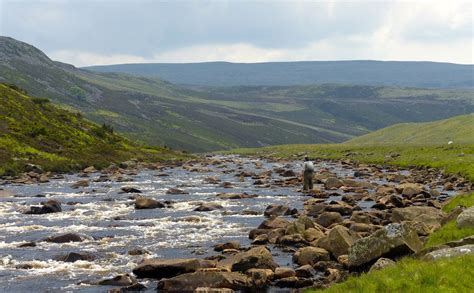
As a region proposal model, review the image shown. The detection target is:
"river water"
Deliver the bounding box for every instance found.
[0,156,454,292]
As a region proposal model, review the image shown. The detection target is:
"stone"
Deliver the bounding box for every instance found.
[264,205,291,217]
[257,217,290,230]
[157,271,252,291]
[278,234,307,246]
[274,267,295,279]
[398,183,423,198]
[214,241,240,252]
[134,197,165,209]
[55,252,95,262]
[245,268,273,287]
[194,288,234,293]
[121,186,142,193]
[423,245,474,260]
[218,246,278,272]
[195,203,224,212]
[83,166,97,173]
[44,233,87,243]
[98,274,137,286]
[316,212,343,228]
[71,179,89,189]
[252,234,269,245]
[23,199,62,214]
[295,265,316,278]
[457,206,474,228]
[369,257,395,271]
[348,223,423,267]
[107,283,147,293]
[317,225,360,258]
[391,206,445,231]
[217,193,257,200]
[293,247,330,266]
[133,258,215,279]
[274,277,313,288]
[166,188,189,195]
[325,177,344,189]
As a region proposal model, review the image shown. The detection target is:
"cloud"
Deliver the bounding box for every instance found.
[1,0,472,65]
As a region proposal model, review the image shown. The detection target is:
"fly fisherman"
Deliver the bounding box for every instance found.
[302,156,314,191]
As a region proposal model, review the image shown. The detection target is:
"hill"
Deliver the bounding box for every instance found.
[0,83,184,175]
[346,113,474,145]
[85,60,474,88]
[1,36,473,152]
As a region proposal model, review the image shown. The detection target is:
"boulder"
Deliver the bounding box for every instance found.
[23,199,62,214]
[134,197,165,209]
[369,258,395,272]
[98,274,137,286]
[121,186,142,193]
[214,241,240,252]
[274,277,313,288]
[107,283,147,293]
[166,188,189,195]
[303,228,325,242]
[457,206,474,228]
[317,225,360,258]
[325,177,344,189]
[258,217,290,230]
[274,267,295,279]
[423,245,474,260]
[348,223,423,267]
[194,287,234,293]
[391,206,445,231]
[218,246,278,272]
[397,183,423,198]
[71,180,89,189]
[156,271,252,291]
[292,247,330,266]
[264,205,291,217]
[55,252,95,262]
[44,233,87,243]
[133,258,215,279]
[252,234,269,245]
[295,265,316,278]
[245,268,273,287]
[315,212,343,228]
[217,193,257,200]
[195,203,224,212]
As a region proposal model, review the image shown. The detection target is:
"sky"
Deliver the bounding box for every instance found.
[0,0,472,66]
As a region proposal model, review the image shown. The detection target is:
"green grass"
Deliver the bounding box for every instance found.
[311,255,474,292]
[0,83,190,175]
[347,113,474,145]
[227,144,474,181]
[424,220,474,248]
[442,192,474,213]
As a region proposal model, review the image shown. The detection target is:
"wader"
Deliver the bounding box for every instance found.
[303,170,314,191]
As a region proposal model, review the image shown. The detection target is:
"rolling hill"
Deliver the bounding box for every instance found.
[346,113,474,145]
[0,83,184,175]
[1,36,473,152]
[85,60,474,88]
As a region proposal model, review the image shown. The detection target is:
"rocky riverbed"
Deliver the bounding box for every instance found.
[0,155,471,292]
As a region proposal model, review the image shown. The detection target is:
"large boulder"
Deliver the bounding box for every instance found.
[292,247,330,266]
[457,206,474,228]
[317,225,360,258]
[156,271,252,291]
[391,206,445,231]
[23,199,62,214]
[325,177,344,189]
[397,183,423,198]
[132,258,215,279]
[348,223,423,267]
[218,246,278,272]
[134,197,165,209]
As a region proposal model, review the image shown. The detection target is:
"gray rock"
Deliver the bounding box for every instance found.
[457,206,474,228]
[423,245,474,260]
[156,271,252,291]
[369,257,395,271]
[132,258,215,279]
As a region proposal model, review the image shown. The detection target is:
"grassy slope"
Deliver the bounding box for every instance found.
[347,113,474,145]
[0,83,187,175]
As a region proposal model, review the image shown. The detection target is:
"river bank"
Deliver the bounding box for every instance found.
[0,155,472,292]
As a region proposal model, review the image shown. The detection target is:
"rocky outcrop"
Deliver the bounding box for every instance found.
[348,223,423,267]
[133,258,215,279]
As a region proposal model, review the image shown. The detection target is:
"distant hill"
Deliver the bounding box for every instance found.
[0,83,183,175]
[85,60,474,88]
[1,36,473,152]
[346,113,474,145]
